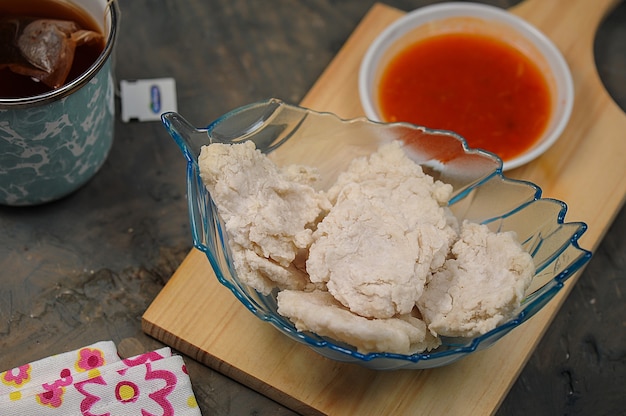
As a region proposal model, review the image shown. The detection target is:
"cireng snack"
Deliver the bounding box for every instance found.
[198,140,534,354]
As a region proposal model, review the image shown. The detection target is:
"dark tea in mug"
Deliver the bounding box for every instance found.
[0,0,106,98]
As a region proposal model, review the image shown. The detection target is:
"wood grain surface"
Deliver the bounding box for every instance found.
[142,1,626,415]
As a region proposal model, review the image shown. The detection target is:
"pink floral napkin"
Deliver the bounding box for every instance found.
[0,341,201,415]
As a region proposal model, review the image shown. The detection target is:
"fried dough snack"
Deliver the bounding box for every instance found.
[307,141,457,319]
[417,221,535,338]
[198,141,330,295]
[277,289,441,354]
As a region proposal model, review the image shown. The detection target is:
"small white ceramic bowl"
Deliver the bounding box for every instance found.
[359,2,574,171]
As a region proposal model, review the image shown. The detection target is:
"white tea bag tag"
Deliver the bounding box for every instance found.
[120,78,178,122]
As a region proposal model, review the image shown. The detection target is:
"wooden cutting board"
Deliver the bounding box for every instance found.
[143,1,626,415]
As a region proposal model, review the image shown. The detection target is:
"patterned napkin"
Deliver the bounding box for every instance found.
[0,341,201,415]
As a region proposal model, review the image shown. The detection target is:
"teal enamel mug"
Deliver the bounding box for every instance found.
[0,0,119,206]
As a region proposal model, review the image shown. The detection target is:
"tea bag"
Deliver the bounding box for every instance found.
[0,17,104,89]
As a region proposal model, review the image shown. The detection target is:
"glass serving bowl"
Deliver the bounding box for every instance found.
[162,98,591,370]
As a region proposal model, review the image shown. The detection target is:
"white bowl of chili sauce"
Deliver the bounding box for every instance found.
[359,2,573,171]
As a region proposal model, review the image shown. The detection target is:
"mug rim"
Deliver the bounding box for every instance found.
[0,0,120,109]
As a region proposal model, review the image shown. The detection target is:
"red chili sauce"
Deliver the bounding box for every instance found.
[378,33,552,162]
